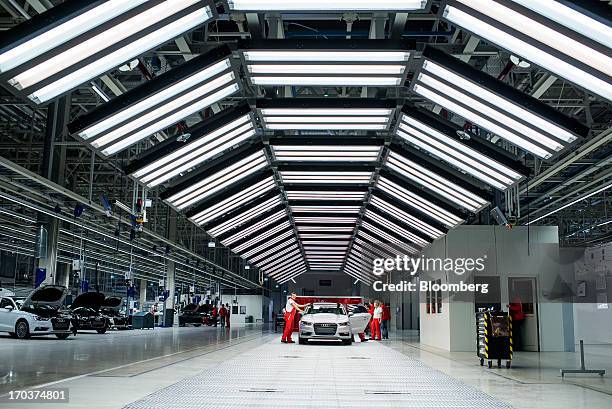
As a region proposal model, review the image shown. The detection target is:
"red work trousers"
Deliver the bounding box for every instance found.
[371,318,381,340]
[282,309,296,342]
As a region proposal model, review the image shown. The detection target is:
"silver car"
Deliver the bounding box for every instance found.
[0,285,72,339]
[298,302,356,345]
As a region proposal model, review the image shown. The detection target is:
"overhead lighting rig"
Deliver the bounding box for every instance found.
[441,0,612,102]
[385,146,492,213]
[227,0,429,11]
[125,104,258,188]
[0,0,215,104]
[411,46,589,159]
[68,44,239,156]
[239,39,411,87]
[395,105,530,191]
[256,98,397,131]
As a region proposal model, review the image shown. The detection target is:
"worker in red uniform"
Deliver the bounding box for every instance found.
[371,301,382,341]
[281,293,306,343]
[219,304,227,328]
[211,304,218,327]
[508,296,525,350]
[381,302,390,340]
[368,301,375,339]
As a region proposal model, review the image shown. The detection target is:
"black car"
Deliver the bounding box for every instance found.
[179,303,207,327]
[70,292,107,334]
[100,296,130,330]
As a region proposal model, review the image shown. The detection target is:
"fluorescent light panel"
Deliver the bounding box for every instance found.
[190,177,275,225]
[386,151,488,212]
[370,195,445,239]
[249,240,297,263]
[294,217,357,223]
[255,246,300,268]
[5,1,213,103]
[397,115,522,190]
[291,205,361,213]
[102,81,239,156]
[208,195,282,237]
[416,72,566,156]
[229,0,426,11]
[443,2,612,102]
[297,226,354,232]
[281,171,372,184]
[273,145,381,162]
[261,107,392,131]
[232,221,291,253]
[133,115,257,187]
[166,151,267,210]
[221,210,287,246]
[286,191,367,201]
[364,209,428,247]
[241,230,295,258]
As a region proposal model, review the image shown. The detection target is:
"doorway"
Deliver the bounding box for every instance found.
[508,277,540,352]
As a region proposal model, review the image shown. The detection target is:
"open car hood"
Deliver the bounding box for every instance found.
[23,285,68,307]
[102,296,122,309]
[71,292,105,310]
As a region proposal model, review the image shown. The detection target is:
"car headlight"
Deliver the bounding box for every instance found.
[34,316,50,321]
[338,321,349,326]
[300,320,313,326]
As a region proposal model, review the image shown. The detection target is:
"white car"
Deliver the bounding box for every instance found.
[298,302,371,345]
[0,285,72,339]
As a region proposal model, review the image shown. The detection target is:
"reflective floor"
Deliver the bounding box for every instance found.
[0,327,610,409]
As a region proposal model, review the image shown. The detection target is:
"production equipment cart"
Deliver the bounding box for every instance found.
[476,310,513,368]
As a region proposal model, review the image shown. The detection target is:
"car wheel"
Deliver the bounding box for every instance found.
[55,333,70,340]
[15,320,30,339]
[298,337,307,345]
[193,324,201,327]
[96,327,107,334]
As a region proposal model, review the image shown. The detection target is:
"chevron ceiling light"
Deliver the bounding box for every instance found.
[410,46,589,159]
[0,0,215,104]
[396,106,529,190]
[228,0,428,11]
[441,0,611,102]
[239,39,410,87]
[256,98,396,131]
[125,104,258,188]
[68,45,239,156]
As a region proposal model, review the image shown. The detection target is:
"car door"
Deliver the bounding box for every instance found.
[348,305,371,334]
[0,298,17,331]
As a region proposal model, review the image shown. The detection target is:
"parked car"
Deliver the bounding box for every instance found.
[70,292,107,334]
[0,285,72,339]
[298,302,370,345]
[100,296,130,330]
[178,303,204,327]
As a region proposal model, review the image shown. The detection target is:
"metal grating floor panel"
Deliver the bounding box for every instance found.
[123,339,514,409]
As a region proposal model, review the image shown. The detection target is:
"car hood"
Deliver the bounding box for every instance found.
[23,285,68,307]
[302,313,347,324]
[71,292,105,310]
[102,296,122,309]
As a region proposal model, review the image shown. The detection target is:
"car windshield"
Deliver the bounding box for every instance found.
[305,305,345,315]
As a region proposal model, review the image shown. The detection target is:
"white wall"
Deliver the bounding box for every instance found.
[419,225,572,352]
[572,242,612,344]
[220,294,263,323]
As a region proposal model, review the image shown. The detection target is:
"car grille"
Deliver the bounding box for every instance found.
[314,323,337,335]
[51,318,70,331]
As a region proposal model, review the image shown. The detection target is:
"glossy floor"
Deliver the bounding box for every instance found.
[0,326,610,409]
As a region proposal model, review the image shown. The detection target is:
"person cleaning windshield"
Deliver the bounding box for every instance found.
[281,293,306,344]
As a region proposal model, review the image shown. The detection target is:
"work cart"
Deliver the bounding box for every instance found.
[476,310,513,368]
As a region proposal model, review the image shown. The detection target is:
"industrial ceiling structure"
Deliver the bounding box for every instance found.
[0,0,610,289]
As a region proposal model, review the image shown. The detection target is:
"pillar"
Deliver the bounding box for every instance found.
[164,210,177,326]
[139,278,147,310]
[35,95,70,286]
